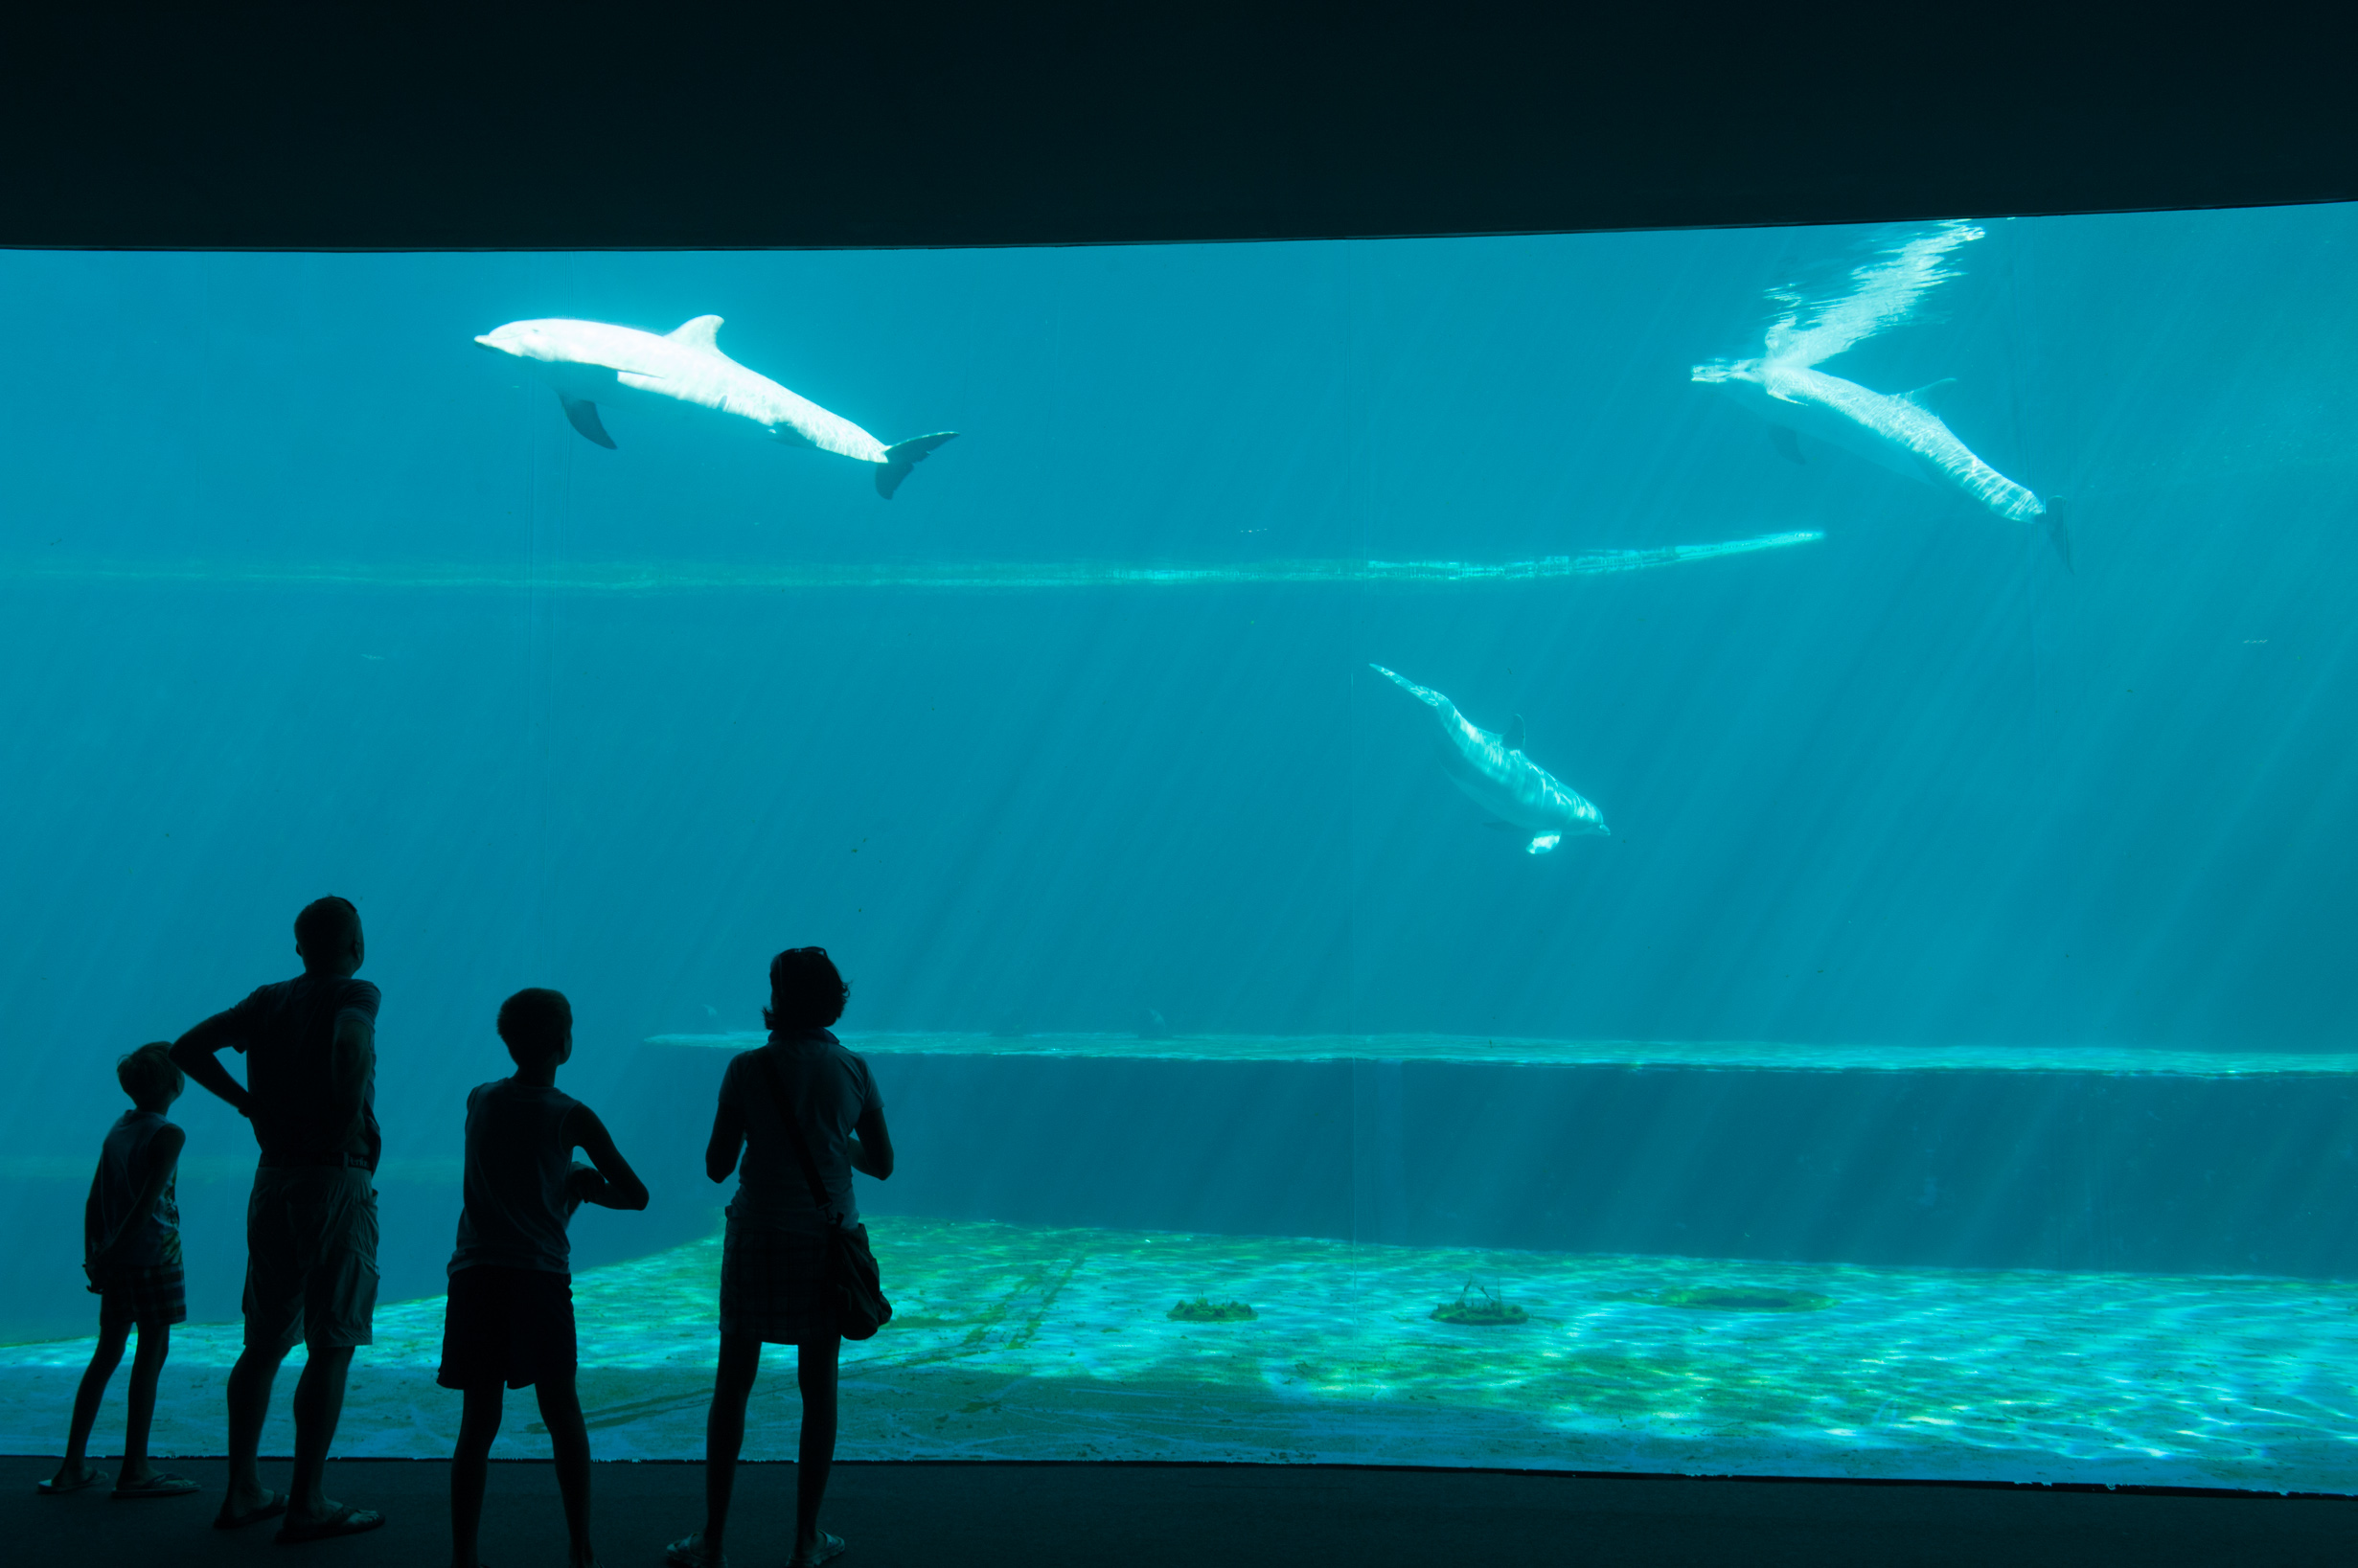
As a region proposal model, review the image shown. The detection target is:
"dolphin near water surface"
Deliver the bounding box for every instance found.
[1369,664,1607,854]
[1692,223,2070,568]
[474,315,956,498]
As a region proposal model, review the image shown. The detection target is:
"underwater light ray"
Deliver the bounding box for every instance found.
[0,532,1823,593]
[1576,1069,1755,1258]
[2100,607,2358,1057]
[1940,1091,2084,1273]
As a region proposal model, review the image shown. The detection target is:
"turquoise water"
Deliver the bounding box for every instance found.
[3,210,2355,1486]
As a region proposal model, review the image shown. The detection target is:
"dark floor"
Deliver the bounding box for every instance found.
[5,1455,2351,1567]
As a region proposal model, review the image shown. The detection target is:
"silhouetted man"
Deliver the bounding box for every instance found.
[171,896,385,1542]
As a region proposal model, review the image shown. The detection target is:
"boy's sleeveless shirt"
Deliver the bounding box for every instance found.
[721,1029,881,1236]
[449,1079,581,1277]
[84,1108,182,1272]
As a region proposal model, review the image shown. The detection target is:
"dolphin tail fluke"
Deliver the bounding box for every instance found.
[2041,496,2073,574]
[876,431,958,499]
[558,394,617,449]
[1368,664,1450,711]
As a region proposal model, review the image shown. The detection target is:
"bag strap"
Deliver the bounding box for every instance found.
[755,1044,843,1228]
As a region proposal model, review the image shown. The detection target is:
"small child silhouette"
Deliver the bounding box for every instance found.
[439,989,648,1568]
[42,1043,198,1499]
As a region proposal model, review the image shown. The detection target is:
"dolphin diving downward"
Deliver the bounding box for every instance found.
[474,315,957,498]
[1369,665,1607,854]
[1692,223,2070,568]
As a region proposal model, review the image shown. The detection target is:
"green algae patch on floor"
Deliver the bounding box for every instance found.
[1432,1284,1529,1325]
[1168,1299,1258,1323]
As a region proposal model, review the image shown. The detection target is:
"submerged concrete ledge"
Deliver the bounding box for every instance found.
[0,532,1821,594]
[645,1033,2358,1078]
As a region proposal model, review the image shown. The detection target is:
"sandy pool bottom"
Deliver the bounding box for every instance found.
[4,1216,2355,1492]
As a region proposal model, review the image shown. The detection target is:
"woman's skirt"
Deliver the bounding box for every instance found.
[719,1214,834,1345]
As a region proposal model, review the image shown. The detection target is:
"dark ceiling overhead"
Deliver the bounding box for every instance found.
[4,3,2351,249]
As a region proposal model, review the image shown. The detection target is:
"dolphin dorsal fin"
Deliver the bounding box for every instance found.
[667,315,725,350]
[1899,377,1957,412]
[1504,715,1526,751]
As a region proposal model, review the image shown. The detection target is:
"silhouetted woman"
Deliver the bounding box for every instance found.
[668,948,893,1568]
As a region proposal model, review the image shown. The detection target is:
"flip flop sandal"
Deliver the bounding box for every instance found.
[36,1468,108,1495]
[274,1503,385,1544]
[113,1472,200,1498]
[789,1534,848,1567]
[665,1534,729,1568]
[215,1489,288,1529]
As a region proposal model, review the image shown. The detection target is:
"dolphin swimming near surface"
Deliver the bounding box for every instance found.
[1369,665,1607,854]
[474,315,957,498]
[1692,223,2071,569]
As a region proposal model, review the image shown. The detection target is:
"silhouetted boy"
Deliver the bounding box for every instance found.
[42,1043,197,1499]
[442,988,649,1568]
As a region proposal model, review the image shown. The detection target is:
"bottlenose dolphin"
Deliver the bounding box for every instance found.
[1693,223,2070,569]
[474,315,957,499]
[1369,665,1607,854]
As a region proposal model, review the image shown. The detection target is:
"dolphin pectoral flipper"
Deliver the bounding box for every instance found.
[876,432,958,499]
[1899,377,1957,412]
[1768,425,1808,466]
[1526,834,1563,855]
[558,394,617,449]
[1503,715,1525,751]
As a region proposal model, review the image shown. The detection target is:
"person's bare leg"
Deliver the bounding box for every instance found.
[450,1384,502,1568]
[219,1340,289,1521]
[53,1322,129,1488]
[791,1336,840,1563]
[692,1334,762,1557]
[118,1323,171,1486]
[537,1373,596,1568]
[286,1344,355,1521]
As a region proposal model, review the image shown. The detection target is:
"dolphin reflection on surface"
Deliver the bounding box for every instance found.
[1692,222,2071,569]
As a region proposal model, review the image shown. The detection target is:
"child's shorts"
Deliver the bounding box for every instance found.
[96,1264,187,1330]
[437,1265,577,1391]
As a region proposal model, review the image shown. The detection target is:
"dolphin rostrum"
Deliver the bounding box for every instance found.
[474,315,957,499]
[1692,223,2070,569]
[1369,665,1607,854]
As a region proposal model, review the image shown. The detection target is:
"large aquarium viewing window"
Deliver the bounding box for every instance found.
[3,205,2354,1491]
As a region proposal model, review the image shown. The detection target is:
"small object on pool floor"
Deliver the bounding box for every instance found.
[1659,1286,1833,1312]
[1168,1297,1257,1322]
[1433,1282,1528,1325]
